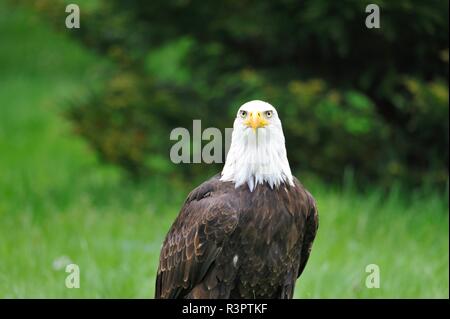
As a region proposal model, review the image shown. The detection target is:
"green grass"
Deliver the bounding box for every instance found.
[0,1,448,298]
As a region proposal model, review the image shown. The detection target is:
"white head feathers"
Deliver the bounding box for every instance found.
[220,100,294,191]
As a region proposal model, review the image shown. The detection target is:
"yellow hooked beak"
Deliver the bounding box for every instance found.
[244,112,268,132]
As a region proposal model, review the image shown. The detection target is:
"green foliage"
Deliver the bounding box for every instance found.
[19,0,449,187]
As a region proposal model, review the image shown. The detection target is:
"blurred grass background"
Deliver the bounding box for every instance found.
[0,0,448,298]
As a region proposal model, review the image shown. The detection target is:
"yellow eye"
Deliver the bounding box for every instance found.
[265,111,273,118]
[239,110,247,118]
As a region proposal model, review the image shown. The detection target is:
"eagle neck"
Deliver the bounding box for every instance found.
[220,127,294,192]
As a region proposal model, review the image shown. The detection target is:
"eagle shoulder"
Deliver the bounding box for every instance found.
[155,175,239,299]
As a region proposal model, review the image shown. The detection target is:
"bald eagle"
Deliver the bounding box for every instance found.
[155,100,318,299]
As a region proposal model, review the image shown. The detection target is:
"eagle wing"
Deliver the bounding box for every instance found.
[297,190,319,278]
[155,178,239,299]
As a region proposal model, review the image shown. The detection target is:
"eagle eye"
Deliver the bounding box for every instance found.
[239,110,247,118]
[265,111,273,118]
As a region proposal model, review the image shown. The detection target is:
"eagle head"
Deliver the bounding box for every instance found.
[220,100,294,192]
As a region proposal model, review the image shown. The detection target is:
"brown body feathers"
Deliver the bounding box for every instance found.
[155,174,318,299]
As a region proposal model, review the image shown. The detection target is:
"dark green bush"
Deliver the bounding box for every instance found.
[21,0,449,187]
